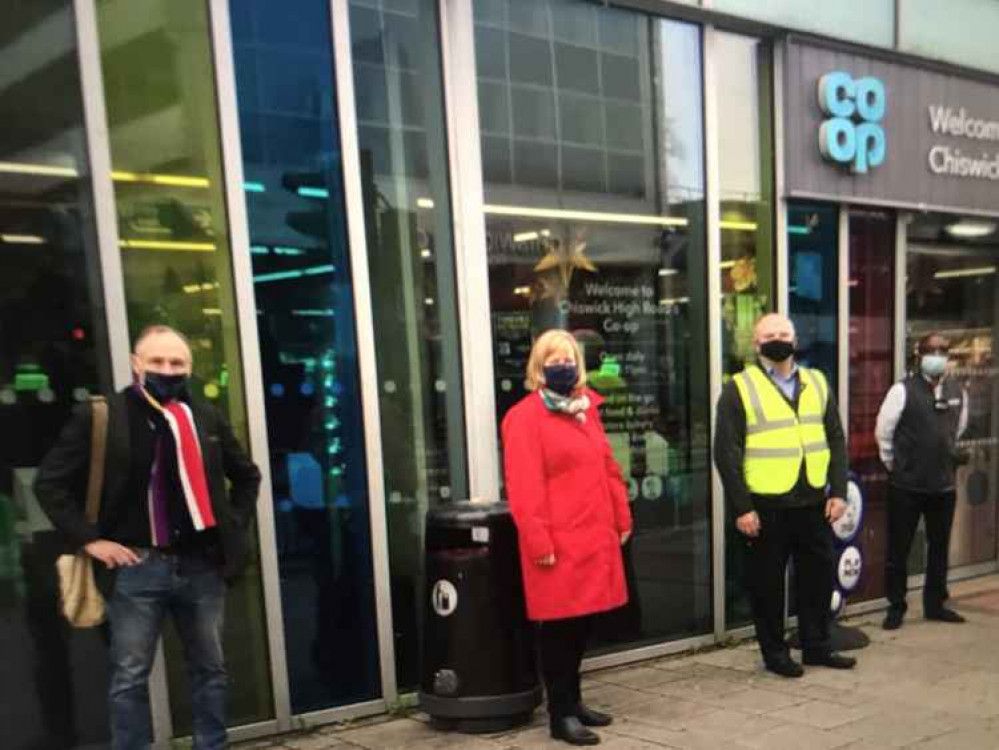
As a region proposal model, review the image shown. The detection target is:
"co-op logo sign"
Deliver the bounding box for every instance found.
[817,71,886,174]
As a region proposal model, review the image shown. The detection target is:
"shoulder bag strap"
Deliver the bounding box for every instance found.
[84,396,109,526]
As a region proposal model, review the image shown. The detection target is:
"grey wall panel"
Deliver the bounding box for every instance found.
[784,40,999,215]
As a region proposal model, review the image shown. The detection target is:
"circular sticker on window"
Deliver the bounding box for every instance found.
[432,580,458,617]
[832,480,864,544]
[837,546,863,592]
[641,474,663,500]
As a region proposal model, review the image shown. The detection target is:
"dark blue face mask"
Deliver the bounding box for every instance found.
[543,363,578,396]
[143,372,189,403]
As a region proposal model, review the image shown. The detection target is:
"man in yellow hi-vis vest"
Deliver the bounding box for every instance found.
[714,314,854,678]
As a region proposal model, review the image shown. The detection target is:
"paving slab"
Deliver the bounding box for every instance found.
[604,716,757,750]
[737,722,855,750]
[617,696,717,727]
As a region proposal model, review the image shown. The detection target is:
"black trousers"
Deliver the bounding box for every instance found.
[743,504,835,663]
[886,486,956,615]
[538,615,592,721]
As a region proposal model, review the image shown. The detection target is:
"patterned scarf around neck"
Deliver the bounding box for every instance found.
[540,388,591,423]
[136,385,216,546]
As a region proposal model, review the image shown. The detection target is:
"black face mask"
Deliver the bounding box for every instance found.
[759,339,795,363]
[143,372,189,403]
[543,363,578,396]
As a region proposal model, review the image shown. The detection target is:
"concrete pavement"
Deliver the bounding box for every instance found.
[237,574,999,750]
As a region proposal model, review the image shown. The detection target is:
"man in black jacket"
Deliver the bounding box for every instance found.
[876,332,967,630]
[715,314,854,678]
[35,325,261,750]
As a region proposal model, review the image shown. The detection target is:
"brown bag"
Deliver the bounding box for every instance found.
[56,396,109,628]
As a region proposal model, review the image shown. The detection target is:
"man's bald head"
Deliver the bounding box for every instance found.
[131,325,193,380]
[753,313,796,346]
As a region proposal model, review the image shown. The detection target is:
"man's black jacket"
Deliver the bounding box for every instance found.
[714,365,848,519]
[34,388,261,581]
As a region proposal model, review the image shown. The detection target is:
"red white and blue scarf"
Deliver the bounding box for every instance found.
[138,386,216,546]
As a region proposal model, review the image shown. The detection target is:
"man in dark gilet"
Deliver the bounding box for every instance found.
[875,332,967,630]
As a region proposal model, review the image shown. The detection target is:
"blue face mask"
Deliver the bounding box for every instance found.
[543,363,578,396]
[920,354,948,379]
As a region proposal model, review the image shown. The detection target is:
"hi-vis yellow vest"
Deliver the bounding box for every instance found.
[733,365,831,495]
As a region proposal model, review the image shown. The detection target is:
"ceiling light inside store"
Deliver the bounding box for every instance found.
[244,181,265,193]
[720,220,758,231]
[787,225,812,236]
[183,282,220,294]
[421,248,432,258]
[513,286,531,296]
[719,260,736,269]
[298,186,329,199]
[202,308,222,316]
[417,198,435,209]
[659,297,690,306]
[111,171,210,188]
[945,220,997,238]
[485,204,688,227]
[292,309,335,317]
[253,265,335,283]
[120,239,216,252]
[1,233,44,244]
[934,266,997,279]
[658,268,678,277]
[514,231,539,243]
[0,161,78,178]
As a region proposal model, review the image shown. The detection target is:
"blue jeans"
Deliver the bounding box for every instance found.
[108,549,227,750]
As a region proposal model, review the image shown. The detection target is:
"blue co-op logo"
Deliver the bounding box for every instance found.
[818,71,886,174]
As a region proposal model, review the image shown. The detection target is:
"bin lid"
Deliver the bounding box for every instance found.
[426,500,511,528]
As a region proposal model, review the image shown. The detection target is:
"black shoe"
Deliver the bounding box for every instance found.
[926,607,965,623]
[883,609,905,630]
[551,716,601,745]
[803,652,856,669]
[574,703,613,727]
[765,656,804,678]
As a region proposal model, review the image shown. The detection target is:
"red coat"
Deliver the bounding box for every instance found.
[501,389,632,621]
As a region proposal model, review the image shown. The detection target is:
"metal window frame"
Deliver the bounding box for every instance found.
[773,42,789,315]
[702,24,727,641]
[329,0,400,707]
[439,0,501,503]
[894,213,908,380]
[73,1,174,746]
[74,0,131,388]
[838,208,850,428]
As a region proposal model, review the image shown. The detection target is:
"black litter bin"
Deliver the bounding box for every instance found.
[419,500,542,733]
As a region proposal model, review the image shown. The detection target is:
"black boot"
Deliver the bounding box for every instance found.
[574,703,613,727]
[883,608,905,630]
[551,716,601,745]
[925,607,965,623]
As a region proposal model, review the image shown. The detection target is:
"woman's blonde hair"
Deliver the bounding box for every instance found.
[525,329,587,392]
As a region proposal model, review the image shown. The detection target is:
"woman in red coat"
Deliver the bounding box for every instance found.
[501,329,632,746]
